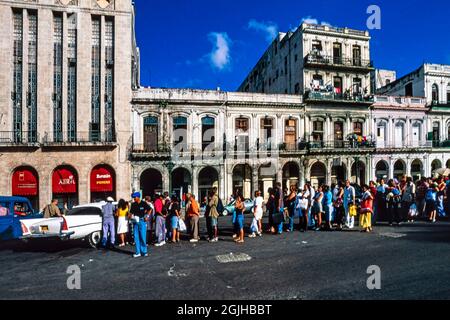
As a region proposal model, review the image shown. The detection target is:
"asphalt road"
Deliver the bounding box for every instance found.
[1,216,450,300]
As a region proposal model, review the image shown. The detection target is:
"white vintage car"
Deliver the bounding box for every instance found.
[20,202,116,248]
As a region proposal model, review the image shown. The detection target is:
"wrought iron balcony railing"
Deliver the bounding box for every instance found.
[304,53,373,69]
[0,131,39,145]
[305,91,374,103]
[42,131,116,145]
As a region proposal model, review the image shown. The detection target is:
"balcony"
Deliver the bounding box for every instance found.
[305,91,374,104]
[42,131,116,149]
[375,141,432,150]
[304,53,374,71]
[0,131,40,148]
[432,140,450,148]
[308,139,376,153]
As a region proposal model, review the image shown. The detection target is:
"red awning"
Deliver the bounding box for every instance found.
[12,169,38,196]
[52,168,77,194]
[90,166,114,193]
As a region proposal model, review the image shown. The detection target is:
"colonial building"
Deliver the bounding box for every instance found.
[0,0,138,209]
[370,69,396,93]
[131,88,379,201]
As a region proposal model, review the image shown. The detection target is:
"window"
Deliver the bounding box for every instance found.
[313,120,324,142]
[13,10,23,138]
[285,119,297,149]
[67,207,102,216]
[405,82,413,96]
[386,79,391,85]
[334,76,343,95]
[312,40,322,53]
[294,83,300,94]
[447,87,450,103]
[143,116,158,152]
[353,122,363,136]
[432,84,439,103]
[353,78,362,95]
[236,118,249,132]
[13,202,32,217]
[352,45,361,66]
[173,116,188,144]
[27,11,37,143]
[104,19,115,142]
[334,121,344,148]
[202,116,215,151]
[53,14,63,142]
[67,13,77,142]
[0,202,10,217]
[333,43,342,64]
[91,17,101,141]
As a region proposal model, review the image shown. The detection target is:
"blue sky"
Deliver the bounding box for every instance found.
[135,0,450,91]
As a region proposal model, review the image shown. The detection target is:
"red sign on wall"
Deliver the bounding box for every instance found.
[90,167,114,193]
[12,169,38,196]
[52,168,77,194]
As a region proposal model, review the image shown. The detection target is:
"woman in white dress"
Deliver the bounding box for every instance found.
[116,199,129,247]
[250,191,264,238]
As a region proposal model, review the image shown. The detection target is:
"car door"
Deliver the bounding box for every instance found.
[65,207,103,239]
[0,201,13,240]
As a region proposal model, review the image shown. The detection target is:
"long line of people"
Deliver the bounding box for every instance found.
[100,175,449,258]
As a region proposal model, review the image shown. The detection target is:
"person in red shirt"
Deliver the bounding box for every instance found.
[360,184,374,233]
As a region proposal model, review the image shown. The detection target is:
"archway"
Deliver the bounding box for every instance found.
[331,162,347,184]
[282,162,299,190]
[432,159,442,174]
[90,164,116,202]
[12,166,39,210]
[258,163,276,199]
[310,162,326,187]
[198,167,219,202]
[171,167,192,199]
[375,161,389,180]
[393,160,406,180]
[446,159,450,169]
[232,164,252,199]
[52,165,79,209]
[411,160,424,181]
[351,161,366,185]
[140,168,163,197]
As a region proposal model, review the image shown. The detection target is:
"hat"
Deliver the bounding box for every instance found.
[131,192,141,199]
[106,197,114,202]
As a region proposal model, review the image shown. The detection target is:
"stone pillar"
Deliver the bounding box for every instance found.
[191,166,199,198]
[252,166,259,198]
[219,164,226,200]
[389,158,394,180]
[326,158,332,186]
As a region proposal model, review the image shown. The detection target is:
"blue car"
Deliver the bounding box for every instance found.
[222,199,255,216]
[0,196,42,241]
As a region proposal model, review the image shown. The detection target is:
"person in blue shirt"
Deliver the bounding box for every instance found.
[426,183,438,223]
[375,178,387,223]
[322,185,333,230]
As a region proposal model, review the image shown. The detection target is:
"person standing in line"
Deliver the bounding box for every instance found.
[266,188,275,234]
[144,196,154,244]
[344,180,356,229]
[369,181,378,224]
[301,184,312,232]
[208,187,220,242]
[129,192,150,258]
[101,197,116,249]
[426,183,439,223]
[250,190,264,237]
[116,199,129,247]
[401,177,415,224]
[154,194,167,247]
[375,178,388,224]
[436,177,446,218]
[333,182,345,231]
[360,184,374,233]
[286,185,297,232]
[169,195,181,243]
[386,180,401,226]
[187,194,200,243]
[322,185,333,231]
[312,185,324,231]
[234,195,245,244]
[274,182,284,234]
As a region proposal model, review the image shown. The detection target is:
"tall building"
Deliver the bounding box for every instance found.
[238,22,374,99]
[0,0,138,209]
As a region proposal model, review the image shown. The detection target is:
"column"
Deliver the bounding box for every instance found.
[191,166,199,198]
[406,158,412,177]
[299,158,306,187]
[389,158,394,180]
[326,114,331,143]
[252,166,259,197]
[326,158,332,186]
[219,164,226,200]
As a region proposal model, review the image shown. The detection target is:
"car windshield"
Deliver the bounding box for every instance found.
[13,202,33,216]
[67,207,102,216]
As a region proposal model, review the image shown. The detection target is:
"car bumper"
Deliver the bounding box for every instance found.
[20,231,75,241]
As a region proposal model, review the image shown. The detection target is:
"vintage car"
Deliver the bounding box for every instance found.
[0,196,42,241]
[20,202,116,248]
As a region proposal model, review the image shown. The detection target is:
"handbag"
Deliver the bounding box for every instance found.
[178,218,187,232]
[349,205,358,217]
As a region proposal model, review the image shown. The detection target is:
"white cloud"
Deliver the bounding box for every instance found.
[301,16,333,27]
[248,19,279,42]
[208,32,231,71]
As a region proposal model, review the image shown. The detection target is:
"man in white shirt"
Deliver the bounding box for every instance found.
[344,180,356,229]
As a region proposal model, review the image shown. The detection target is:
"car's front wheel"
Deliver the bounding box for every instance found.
[86,231,101,248]
[222,210,229,217]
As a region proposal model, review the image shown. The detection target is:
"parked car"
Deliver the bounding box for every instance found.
[0,196,42,241]
[20,202,116,248]
[222,199,254,216]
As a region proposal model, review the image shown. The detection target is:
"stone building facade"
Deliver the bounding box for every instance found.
[0,0,137,209]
